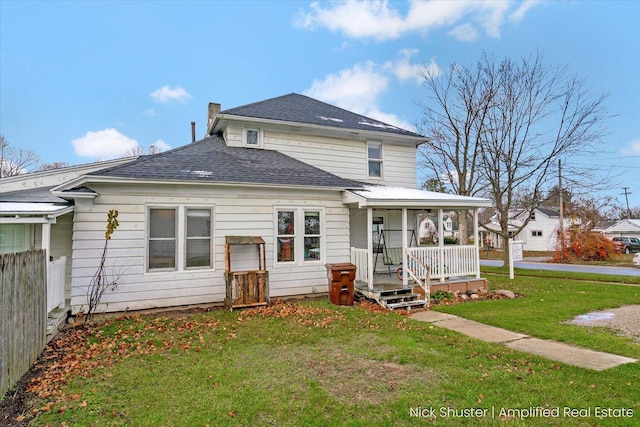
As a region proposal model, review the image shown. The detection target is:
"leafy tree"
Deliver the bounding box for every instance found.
[421,177,448,193]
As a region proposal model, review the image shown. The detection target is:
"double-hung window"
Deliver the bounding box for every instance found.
[148,208,177,270]
[277,210,296,262]
[186,208,212,268]
[367,141,383,178]
[147,206,213,272]
[276,208,323,264]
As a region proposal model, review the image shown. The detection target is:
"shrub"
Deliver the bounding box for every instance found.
[554,227,617,262]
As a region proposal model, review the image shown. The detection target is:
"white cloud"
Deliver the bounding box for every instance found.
[304,61,416,132]
[448,23,479,42]
[305,62,389,114]
[383,48,439,83]
[509,0,541,23]
[150,85,192,103]
[151,139,171,152]
[72,128,139,159]
[144,108,156,117]
[622,139,640,155]
[296,0,538,41]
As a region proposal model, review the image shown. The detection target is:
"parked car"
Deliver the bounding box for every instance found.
[634,253,640,267]
[611,236,640,254]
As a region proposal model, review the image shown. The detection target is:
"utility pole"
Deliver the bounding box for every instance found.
[621,187,632,219]
[558,160,564,261]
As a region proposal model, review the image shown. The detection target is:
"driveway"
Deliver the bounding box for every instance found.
[480,259,640,277]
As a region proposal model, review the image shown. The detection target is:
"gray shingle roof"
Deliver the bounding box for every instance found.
[0,187,67,203]
[89,135,363,189]
[218,93,423,138]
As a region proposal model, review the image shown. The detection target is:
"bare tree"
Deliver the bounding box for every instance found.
[121,143,164,158]
[417,60,495,243]
[39,161,70,171]
[0,134,41,178]
[479,55,609,263]
[418,53,609,264]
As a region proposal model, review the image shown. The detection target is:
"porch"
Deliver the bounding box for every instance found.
[343,185,493,310]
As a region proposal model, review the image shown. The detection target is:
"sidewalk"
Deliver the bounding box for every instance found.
[409,311,637,371]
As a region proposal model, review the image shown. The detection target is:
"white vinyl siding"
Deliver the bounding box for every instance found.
[225,126,418,187]
[69,184,348,314]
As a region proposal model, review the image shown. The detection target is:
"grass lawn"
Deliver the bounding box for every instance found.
[10,273,640,426]
[480,249,636,267]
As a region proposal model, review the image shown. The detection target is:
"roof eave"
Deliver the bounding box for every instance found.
[211,114,427,145]
[69,175,352,193]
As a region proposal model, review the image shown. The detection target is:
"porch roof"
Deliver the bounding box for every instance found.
[0,202,74,220]
[343,186,492,209]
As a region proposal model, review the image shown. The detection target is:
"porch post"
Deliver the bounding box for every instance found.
[438,208,445,283]
[367,207,374,290]
[474,209,481,279]
[42,222,51,260]
[402,208,408,288]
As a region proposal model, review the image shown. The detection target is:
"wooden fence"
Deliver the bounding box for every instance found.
[1,250,47,398]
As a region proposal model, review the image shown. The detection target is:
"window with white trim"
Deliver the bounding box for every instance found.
[185,208,212,268]
[367,141,383,178]
[243,128,262,147]
[147,206,214,272]
[148,208,177,270]
[277,210,295,263]
[275,208,323,264]
[531,230,543,237]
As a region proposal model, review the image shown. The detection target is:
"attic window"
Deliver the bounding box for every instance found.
[243,128,262,147]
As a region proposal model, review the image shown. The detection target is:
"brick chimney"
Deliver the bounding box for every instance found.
[207,102,221,134]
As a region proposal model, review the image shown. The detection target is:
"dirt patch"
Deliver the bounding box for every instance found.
[569,305,640,343]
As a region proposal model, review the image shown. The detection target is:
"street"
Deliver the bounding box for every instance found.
[480,259,640,277]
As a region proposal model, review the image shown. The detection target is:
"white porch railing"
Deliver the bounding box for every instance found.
[350,247,370,284]
[47,256,66,313]
[404,249,430,305]
[406,245,478,281]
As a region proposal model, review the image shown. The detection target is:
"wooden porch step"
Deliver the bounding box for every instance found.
[377,288,414,298]
[379,293,422,303]
[385,300,428,310]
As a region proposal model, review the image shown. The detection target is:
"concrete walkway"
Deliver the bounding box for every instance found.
[409,311,637,371]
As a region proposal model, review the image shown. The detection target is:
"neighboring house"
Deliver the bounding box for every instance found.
[482,207,579,251]
[418,213,458,244]
[594,219,640,238]
[0,93,491,315]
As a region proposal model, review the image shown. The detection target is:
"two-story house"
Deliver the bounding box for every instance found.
[0,93,491,314]
[483,207,580,252]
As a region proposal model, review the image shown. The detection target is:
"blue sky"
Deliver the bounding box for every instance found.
[1,0,638,208]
